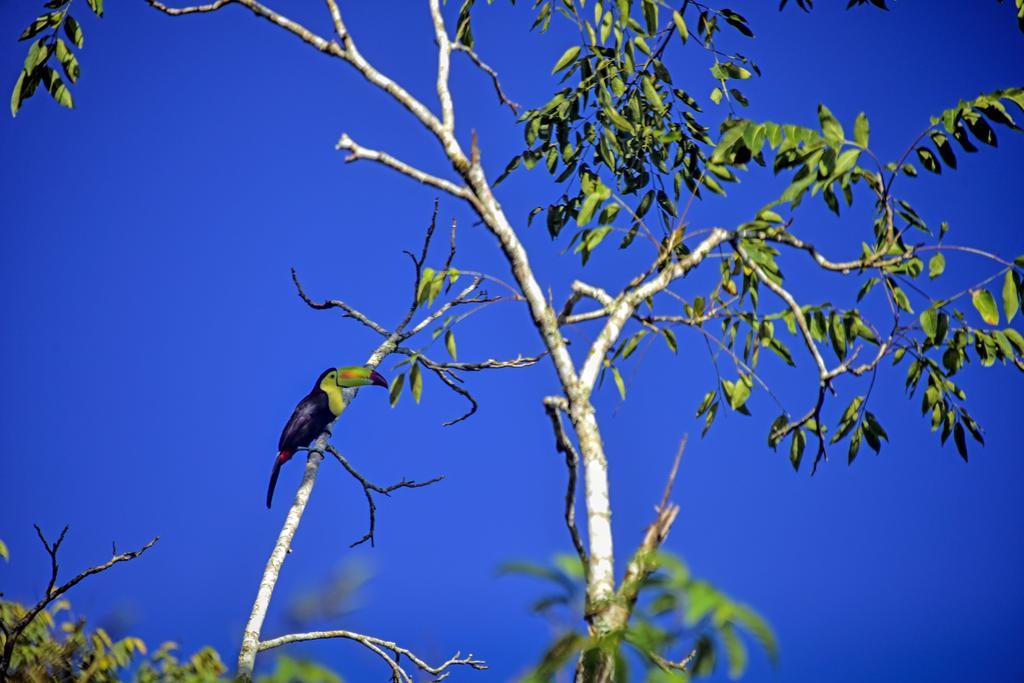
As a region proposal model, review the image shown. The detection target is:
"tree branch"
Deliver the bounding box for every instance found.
[577,228,732,394]
[616,436,686,616]
[258,630,486,682]
[543,396,588,572]
[318,443,444,548]
[734,240,830,382]
[452,42,520,114]
[291,267,391,337]
[337,134,479,208]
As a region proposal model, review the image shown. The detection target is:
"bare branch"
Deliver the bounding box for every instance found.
[544,396,588,571]
[428,0,456,132]
[401,350,548,372]
[338,134,479,208]
[618,436,686,609]
[146,0,343,58]
[291,268,390,337]
[452,42,520,114]
[322,444,444,548]
[144,0,232,14]
[323,0,345,41]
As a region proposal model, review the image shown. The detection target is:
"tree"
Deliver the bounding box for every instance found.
[7,1,1023,681]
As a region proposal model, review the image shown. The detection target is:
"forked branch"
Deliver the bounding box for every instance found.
[259,630,486,683]
[321,444,445,548]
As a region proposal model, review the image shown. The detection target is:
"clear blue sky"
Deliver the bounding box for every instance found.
[1,1,1022,681]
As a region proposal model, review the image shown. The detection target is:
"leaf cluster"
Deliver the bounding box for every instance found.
[11,0,102,117]
[504,551,777,681]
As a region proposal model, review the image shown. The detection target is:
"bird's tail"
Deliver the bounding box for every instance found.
[266,451,293,509]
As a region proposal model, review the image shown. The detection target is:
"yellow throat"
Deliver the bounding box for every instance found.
[319,376,346,416]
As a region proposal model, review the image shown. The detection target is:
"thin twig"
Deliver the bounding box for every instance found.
[292,268,390,337]
[452,42,520,113]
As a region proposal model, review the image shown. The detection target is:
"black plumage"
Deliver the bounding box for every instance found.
[266,369,336,508]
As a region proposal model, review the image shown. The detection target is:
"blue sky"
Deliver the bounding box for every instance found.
[1,1,1022,681]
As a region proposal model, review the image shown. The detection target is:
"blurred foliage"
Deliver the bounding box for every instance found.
[0,595,344,683]
[0,537,344,682]
[284,560,370,631]
[503,552,776,681]
[1,596,226,682]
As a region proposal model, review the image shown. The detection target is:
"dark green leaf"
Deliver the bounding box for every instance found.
[388,373,405,407]
[410,361,423,403]
[65,15,84,49]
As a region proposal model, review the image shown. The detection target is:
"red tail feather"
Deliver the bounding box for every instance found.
[266,451,293,509]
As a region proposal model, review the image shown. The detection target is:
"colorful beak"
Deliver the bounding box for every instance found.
[369,370,387,388]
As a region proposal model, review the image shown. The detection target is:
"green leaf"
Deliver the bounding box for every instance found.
[388,373,404,407]
[928,253,945,279]
[65,15,84,49]
[818,103,844,142]
[19,15,52,42]
[971,288,999,325]
[919,308,938,340]
[0,538,8,562]
[11,70,27,117]
[410,361,423,403]
[662,328,678,353]
[445,329,457,361]
[790,429,806,471]
[729,375,751,410]
[41,67,73,109]
[672,10,689,43]
[87,0,104,17]
[891,284,914,314]
[576,193,603,227]
[551,46,580,74]
[832,148,860,177]
[55,38,80,84]
[1003,270,1019,323]
[853,112,869,147]
[611,366,626,400]
[721,623,748,679]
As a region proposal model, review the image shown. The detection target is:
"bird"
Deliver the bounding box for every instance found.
[267,366,388,508]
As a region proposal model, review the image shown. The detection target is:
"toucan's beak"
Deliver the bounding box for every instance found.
[369,370,388,388]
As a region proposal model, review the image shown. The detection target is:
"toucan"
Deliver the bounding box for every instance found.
[267,366,388,508]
